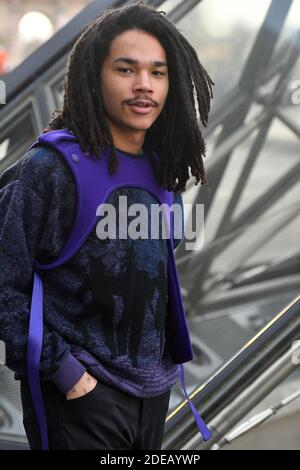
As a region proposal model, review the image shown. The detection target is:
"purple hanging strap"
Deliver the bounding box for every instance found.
[27,269,49,450]
[179,364,212,441]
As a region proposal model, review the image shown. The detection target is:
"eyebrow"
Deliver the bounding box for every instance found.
[113,57,167,67]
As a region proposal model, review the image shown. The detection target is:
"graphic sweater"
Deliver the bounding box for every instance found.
[0,142,184,397]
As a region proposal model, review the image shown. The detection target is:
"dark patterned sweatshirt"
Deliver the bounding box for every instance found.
[0,142,184,397]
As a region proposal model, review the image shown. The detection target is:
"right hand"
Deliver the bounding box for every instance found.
[66,371,98,400]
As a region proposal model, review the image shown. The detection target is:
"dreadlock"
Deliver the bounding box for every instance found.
[44,0,214,193]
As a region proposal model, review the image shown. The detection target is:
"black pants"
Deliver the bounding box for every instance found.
[20,378,171,450]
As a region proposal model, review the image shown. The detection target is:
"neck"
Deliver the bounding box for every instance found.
[107,119,146,155]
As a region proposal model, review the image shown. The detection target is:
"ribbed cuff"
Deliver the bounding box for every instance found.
[49,352,86,394]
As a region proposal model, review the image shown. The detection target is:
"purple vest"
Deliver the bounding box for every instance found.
[26,129,212,449]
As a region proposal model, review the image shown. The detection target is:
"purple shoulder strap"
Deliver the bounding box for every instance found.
[26,129,212,449]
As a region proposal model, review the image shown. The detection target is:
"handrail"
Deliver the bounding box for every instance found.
[163,294,300,449]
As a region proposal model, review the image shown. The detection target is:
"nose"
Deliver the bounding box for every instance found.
[132,71,154,94]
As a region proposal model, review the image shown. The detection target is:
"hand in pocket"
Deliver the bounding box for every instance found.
[66,371,98,400]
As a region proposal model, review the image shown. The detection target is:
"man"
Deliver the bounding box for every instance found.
[0,1,214,450]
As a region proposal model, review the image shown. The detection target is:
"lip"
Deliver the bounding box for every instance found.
[127,102,154,115]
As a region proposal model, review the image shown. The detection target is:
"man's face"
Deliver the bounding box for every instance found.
[100,29,169,137]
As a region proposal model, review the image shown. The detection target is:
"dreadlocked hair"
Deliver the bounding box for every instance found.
[44,0,214,193]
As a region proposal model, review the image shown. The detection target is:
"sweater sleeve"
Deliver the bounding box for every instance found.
[0,145,86,393]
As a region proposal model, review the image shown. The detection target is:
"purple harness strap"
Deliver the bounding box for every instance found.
[27,129,212,449]
[27,270,49,450]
